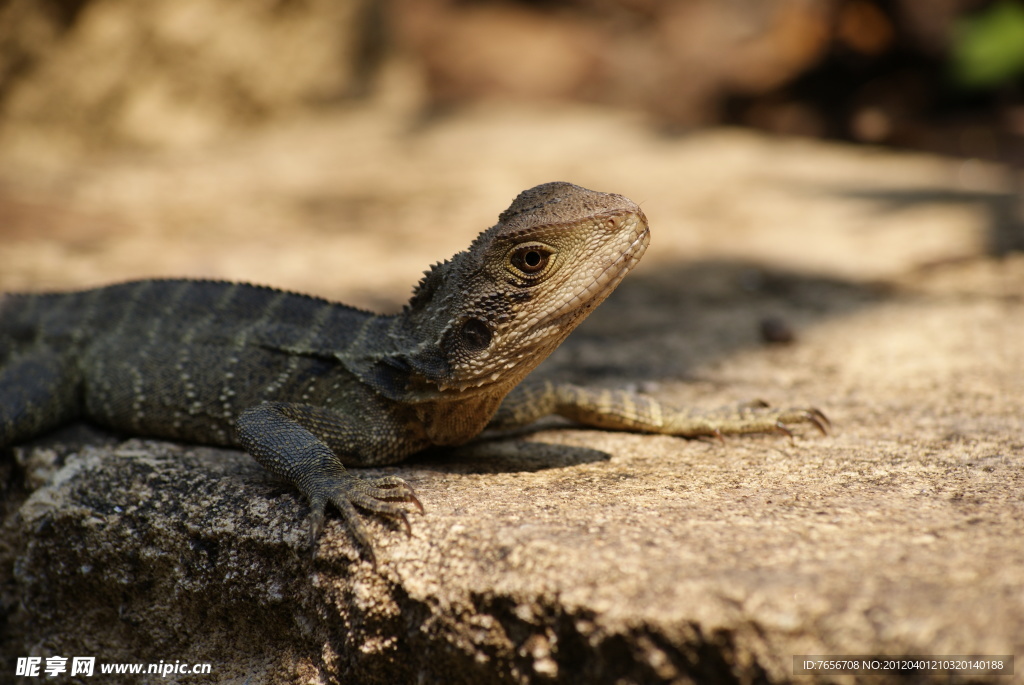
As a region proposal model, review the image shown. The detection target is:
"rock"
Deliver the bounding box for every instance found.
[2,105,1022,683]
[4,383,1022,683]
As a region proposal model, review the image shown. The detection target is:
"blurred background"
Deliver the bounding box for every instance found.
[1,0,1022,159]
[0,0,1021,302]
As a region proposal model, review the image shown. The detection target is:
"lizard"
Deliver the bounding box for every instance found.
[0,182,827,561]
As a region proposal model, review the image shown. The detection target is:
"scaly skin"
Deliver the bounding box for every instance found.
[0,182,826,561]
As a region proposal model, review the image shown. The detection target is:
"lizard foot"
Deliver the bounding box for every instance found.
[666,401,830,439]
[236,403,425,564]
[306,474,424,565]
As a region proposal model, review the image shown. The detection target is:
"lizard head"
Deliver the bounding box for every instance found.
[399,182,649,395]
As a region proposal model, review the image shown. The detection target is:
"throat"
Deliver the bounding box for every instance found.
[415,393,505,446]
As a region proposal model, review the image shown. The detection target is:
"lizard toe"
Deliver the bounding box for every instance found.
[663,403,831,438]
[329,494,378,566]
[365,475,425,513]
[303,473,424,563]
[338,487,418,534]
[771,407,831,435]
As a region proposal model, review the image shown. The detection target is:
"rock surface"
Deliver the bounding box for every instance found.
[2,104,1022,683]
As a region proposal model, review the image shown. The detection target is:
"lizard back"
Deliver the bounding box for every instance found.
[1,280,382,446]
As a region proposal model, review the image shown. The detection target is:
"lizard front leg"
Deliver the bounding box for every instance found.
[490,380,829,438]
[235,402,422,562]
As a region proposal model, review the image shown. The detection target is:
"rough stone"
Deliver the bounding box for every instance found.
[1,105,1022,683]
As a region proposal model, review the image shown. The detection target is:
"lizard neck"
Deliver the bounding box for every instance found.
[335,312,508,445]
[334,311,460,403]
[413,391,505,445]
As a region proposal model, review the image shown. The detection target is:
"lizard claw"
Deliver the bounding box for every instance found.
[738,399,771,410]
[772,421,795,439]
[303,473,423,565]
[771,406,830,436]
[765,406,830,438]
[761,403,831,436]
[307,500,327,557]
[407,491,426,515]
[370,475,426,514]
[804,408,831,435]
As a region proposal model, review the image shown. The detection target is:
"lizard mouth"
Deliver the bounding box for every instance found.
[540,223,650,326]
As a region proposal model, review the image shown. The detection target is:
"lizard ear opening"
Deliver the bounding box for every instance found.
[459,318,492,352]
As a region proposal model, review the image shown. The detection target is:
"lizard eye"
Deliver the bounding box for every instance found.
[460,318,492,352]
[509,244,552,276]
